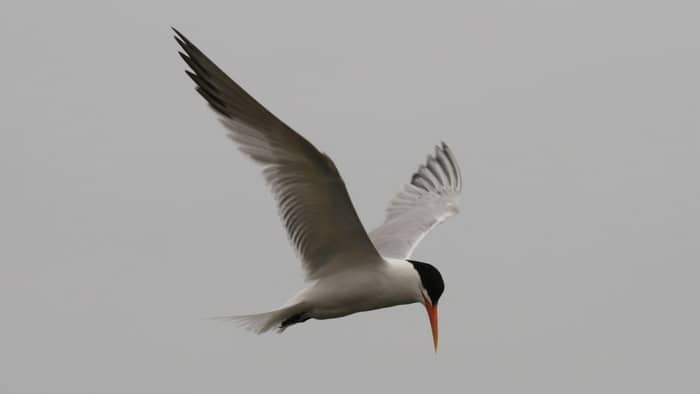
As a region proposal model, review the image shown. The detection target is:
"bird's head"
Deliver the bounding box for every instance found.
[408,260,445,352]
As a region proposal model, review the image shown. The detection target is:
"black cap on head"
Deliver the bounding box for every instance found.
[408,260,445,305]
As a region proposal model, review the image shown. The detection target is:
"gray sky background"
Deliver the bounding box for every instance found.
[1,1,698,393]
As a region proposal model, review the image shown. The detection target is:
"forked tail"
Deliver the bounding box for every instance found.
[212,303,308,334]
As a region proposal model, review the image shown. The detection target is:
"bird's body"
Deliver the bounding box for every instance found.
[174,28,461,350]
[288,258,421,320]
[232,257,424,334]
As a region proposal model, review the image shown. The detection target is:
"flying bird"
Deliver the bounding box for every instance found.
[174,28,462,351]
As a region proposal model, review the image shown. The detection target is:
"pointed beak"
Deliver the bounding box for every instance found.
[423,296,439,352]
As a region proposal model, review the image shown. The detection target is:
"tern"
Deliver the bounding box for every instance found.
[174,29,462,351]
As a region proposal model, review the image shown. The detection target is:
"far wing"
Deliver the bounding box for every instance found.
[369,143,462,259]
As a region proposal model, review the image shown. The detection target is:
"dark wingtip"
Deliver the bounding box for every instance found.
[172,27,194,52]
[195,86,227,112]
[186,68,218,92]
[174,37,187,51]
[178,51,190,64]
[171,27,186,42]
[185,70,198,83]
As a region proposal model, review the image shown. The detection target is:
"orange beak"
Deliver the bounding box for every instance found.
[423,295,439,352]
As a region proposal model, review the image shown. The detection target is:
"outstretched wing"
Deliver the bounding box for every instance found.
[369,143,462,259]
[174,29,381,279]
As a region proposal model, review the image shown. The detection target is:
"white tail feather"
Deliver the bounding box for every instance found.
[212,303,305,334]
